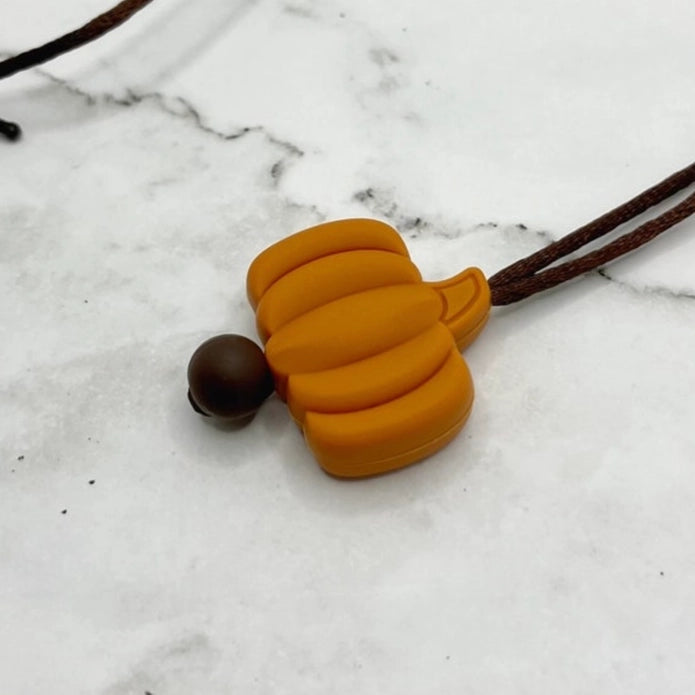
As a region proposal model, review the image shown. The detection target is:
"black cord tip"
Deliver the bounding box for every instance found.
[0,119,22,142]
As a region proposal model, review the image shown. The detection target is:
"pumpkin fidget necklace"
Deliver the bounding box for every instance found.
[187,162,695,477]
[3,2,695,477]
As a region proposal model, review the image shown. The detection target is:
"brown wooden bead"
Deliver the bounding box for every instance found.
[187,334,274,421]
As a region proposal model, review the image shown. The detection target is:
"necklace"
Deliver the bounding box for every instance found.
[4,2,694,477]
[187,163,695,477]
[0,0,154,140]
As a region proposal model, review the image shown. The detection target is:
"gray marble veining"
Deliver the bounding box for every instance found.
[2,1,695,692]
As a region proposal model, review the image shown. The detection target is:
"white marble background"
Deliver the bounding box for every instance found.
[2,1,695,692]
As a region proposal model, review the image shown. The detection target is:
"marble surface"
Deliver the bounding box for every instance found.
[2,1,695,692]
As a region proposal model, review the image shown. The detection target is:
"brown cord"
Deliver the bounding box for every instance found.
[0,117,21,141]
[488,161,695,305]
[0,0,155,140]
[1,4,693,301]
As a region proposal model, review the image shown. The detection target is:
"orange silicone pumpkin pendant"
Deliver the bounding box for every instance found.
[189,163,695,478]
[246,218,491,477]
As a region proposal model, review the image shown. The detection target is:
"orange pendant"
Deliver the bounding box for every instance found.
[246,219,490,477]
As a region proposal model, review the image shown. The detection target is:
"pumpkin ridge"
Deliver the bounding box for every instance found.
[320,403,473,479]
[298,350,453,416]
[246,218,409,307]
[286,322,455,418]
[303,347,473,477]
[265,283,443,380]
[255,249,422,342]
[257,245,413,303]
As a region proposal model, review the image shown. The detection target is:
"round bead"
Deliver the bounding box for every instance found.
[187,334,274,421]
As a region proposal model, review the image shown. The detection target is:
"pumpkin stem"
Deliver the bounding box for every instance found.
[426,268,491,350]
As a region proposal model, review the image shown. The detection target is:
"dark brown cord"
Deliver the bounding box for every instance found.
[0,117,21,141]
[0,0,155,140]
[489,161,695,305]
